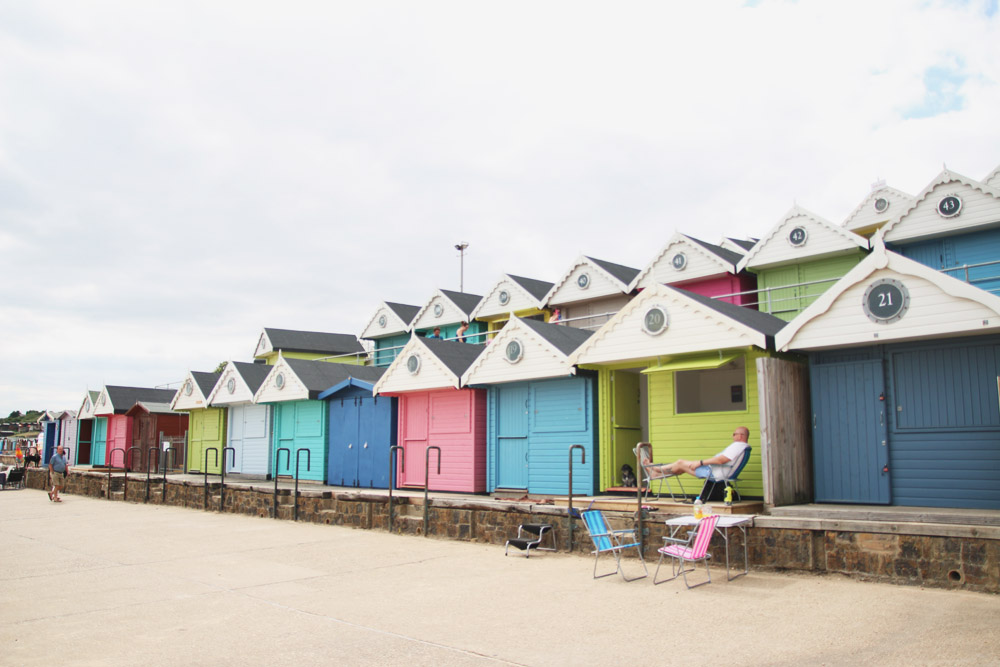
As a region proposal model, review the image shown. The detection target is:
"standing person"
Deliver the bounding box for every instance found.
[48,445,68,502]
[15,442,23,467]
[26,443,41,467]
[455,321,470,342]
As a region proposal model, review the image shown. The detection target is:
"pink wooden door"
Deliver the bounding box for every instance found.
[399,394,428,487]
[107,416,132,468]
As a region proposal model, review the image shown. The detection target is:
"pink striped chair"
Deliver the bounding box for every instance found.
[654,514,720,588]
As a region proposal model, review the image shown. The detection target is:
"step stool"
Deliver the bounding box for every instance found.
[504,523,555,557]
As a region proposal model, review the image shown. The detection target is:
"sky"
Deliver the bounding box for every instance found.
[1,0,999,416]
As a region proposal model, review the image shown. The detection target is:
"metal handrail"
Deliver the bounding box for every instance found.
[293,448,311,522]
[423,446,441,537]
[107,448,125,499]
[273,448,290,519]
[145,447,160,503]
[567,444,585,551]
[388,445,404,532]
[203,448,218,510]
[220,447,235,511]
[162,447,176,503]
[124,445,142,501]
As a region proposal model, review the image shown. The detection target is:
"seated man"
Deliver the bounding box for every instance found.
[652,426,750,480]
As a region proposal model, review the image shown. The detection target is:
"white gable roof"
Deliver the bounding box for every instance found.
[737,206,869,272]
[631,233,739,290]
[842,185,915,233]
[543,255,636,307]
[569,284,780,366]
[461,317,583,386]
[373,336,463,394]
[253,355,311,403]
[470,275,547,319]
[410,289,480,332]
[171,371,213,411]
[360,302,418,339]
[77,392,98,419]
[207,362,254,406]
[877,169,1000,245]
[776,243,1000,351]
[92,387,113,416]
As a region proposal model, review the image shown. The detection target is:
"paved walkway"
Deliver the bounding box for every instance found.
[3,490,999,666]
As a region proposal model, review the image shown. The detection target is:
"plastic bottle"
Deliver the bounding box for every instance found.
[725,485,733,506]
[693,497,703,519]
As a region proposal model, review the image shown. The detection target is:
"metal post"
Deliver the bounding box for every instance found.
[108,448,125,499]
[454,242,468,292]
[567,444,585,552]
[162,448,175,503]
[273,448,290,519]
[294,448,311,522]
[388,445,404,532]
[124,446,141,501]
[636,445,646,552]
[203,448,218,510]
[145,447,160,503]
[220,447,235,511]
[423,446,441,537]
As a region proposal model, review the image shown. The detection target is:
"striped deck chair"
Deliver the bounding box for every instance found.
[581,510,648,582]
[654,514,720,588]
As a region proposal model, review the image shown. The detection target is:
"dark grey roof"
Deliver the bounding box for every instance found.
[234,362,273,394]
[126,401,179,415]
[283,358,386,399]
[585,256,640,286]
[419,338,487,377]
[191,372,220,398]
[670,287,786,342]
[439,290,483,317]
[386,302,421,326]
[508,275,554,301]
[106,386,178,414]
[262,328,364,355]
[728,237,758,251]
[517,317,594,356]
[684,235,744,267]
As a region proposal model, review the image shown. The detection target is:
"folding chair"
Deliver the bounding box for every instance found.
[634,443,687,501]
[654,514,720,588]
[4,468,25,490]
[582,510,648,581]
[699,446,751,502]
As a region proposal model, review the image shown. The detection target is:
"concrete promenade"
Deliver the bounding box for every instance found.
[3,490,999,666]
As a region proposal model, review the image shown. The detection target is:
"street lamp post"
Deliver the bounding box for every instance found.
[455,242,469,292]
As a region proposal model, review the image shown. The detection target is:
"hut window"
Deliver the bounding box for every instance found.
[227,378,236,394]
[433,303,444,317]
[498,290,510,306]
[378,314,387,328]
[675,358,746,414]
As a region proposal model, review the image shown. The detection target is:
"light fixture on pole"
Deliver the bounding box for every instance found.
[455,242,469,292]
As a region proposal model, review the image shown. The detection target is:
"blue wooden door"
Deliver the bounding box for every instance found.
[357,396,377,487]
[327,398,360,486]
[811,360,890,504]
[496,385,529,489]
[43,422,58,464]
[91,417,107,466]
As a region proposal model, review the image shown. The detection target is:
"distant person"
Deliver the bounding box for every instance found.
[549,308,561,323]
[15,443,23,467]
[48,444,68,502]
[455,321,470,342]
[25,443,41,467]
[649,426,750,480]
[426,327,442,339]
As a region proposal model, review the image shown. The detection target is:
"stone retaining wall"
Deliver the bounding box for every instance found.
[24,468,999,593]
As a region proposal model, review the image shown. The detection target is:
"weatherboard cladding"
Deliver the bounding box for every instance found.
[878,172,1000,245]
[375,338,486,394]
[633,234,740,290]
[208,361,272,405]
[361,301,421,340]
[462,318,593,386]
[472,275,552,319]
[264,357,385,401]
[739,207,869,271]
[545,256,637,307]
[984,164,1000,189]
[411,289,484,333]
[842,186,915,233]
[262,328,364,355]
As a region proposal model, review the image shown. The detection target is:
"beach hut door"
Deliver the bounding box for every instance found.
[328,399,361,486]
[92,417,108,466]
[811,359,890,504]
[496,385,529,489]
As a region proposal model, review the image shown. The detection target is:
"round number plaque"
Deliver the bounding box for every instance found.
[406,354,421,375]
[227,378,236,394]
[504,339,523,364]
[577,273,590,289]
[788,226,808,247]
[433,303,444,318]
[874,197,889,214]
[498,290,510,306]
[642,305,669,336]
[863,279,910,324]
[184,380,193,396]
[378,314,387,328]
[671,252,687,271]
[937,195,962,218]
[275,372,286,390]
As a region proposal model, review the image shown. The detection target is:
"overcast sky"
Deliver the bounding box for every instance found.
[1,0,999,416]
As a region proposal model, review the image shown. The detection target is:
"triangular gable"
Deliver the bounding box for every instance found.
[317,377,377,401]
[737,206,869,272]
[410,289,483,332]
[776,243,1000,351]
[569,284,776,366]
[543,255,637,307]
[877,169,1000,245]
[253,355,311,403]
[170,371,217,411]
[254,356,384,403]
[360,301,420,340]
[842,185,915,233]
[631,233,739,291]
[470,274,551,319]
[207,361,268,406]
[461,317,591,386]
[77,391,99,419]
[373,336,471,394]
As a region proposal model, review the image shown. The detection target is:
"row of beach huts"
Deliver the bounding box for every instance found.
[37,164,1000,510]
